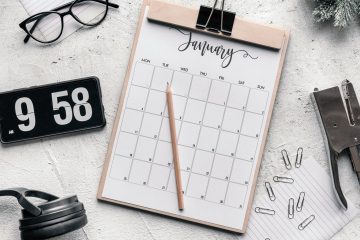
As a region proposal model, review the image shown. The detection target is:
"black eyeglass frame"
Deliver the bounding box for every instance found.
[19,0,119,44]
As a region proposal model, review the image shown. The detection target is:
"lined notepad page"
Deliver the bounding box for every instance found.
[240,156,358,240]
[19,0,105,42]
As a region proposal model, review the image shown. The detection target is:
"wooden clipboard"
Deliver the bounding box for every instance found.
[98,0,289,233]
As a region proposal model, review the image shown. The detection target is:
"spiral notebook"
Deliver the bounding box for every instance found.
[98,0,289,233]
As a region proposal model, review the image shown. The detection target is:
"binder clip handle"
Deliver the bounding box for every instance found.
[196,0,236,35]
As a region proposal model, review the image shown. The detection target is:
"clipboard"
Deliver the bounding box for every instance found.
[98,0,289,233]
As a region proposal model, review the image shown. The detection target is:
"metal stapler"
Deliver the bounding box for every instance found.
[311,80,360,210]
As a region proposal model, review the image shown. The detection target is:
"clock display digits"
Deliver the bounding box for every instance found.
[72,87,93,122]
[0,77,106,143]
[15,97,36,132]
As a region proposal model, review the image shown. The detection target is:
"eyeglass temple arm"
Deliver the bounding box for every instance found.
[23,0,119,43]
[23,15,44,43]
[52,0,119,12]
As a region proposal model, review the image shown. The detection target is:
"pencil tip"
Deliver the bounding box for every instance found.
[166,84,172,93]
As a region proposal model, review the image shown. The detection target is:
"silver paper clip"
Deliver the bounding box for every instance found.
[295,147,303,168]
[265,182,276,201]
[255,207,275,215]
[296,192,305,212]
[273,176,294,184]
[298,215,315,230]
[288,198,294,219]
[281,149,292,170]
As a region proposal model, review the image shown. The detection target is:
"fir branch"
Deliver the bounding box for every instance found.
[313,3,336,22]
[313,0,360,27]
[334,0,359,27]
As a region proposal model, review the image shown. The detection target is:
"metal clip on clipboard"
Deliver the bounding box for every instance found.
[196,0,236,35]
[312,80,360,210]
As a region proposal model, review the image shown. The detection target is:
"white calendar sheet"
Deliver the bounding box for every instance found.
[100,7,283,231]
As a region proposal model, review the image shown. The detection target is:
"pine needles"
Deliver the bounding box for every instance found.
[313,0,360,27]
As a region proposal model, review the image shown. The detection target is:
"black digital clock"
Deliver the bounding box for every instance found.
[0,77,106,143]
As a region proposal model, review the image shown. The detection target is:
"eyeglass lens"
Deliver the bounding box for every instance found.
[71,0,108,26]
[25,12,63,43]
[24,0,109,43]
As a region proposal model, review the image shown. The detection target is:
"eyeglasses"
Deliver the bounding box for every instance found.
[19,0,119,44]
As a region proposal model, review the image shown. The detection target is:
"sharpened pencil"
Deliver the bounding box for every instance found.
[166,84,184,210]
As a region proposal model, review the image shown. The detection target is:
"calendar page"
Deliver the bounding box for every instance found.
[100,7,283,231]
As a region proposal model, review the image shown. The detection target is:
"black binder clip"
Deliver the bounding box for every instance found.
[196,0,236,35]
[312,80,360,210]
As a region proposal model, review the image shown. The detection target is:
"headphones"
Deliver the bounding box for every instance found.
[0,188,88,240]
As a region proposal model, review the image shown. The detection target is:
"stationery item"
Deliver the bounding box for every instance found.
[295,147,303,168]
[312,79,360,209]
[19,0,118,44]
[195,0,235,35]
[0,77,106,143]
[296,192,305,212]
[255,207,276,215]
[166,85,184,210]
[265,182,276,201]
[288,198,294,219]
[298,215,316,230]
[273,176,294,183]
[0,188,87,240]
[98,0,289,232]
[238,156,358,240]
[281,149,292,170]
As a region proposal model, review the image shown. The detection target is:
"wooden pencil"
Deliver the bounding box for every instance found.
[166,84,184,210]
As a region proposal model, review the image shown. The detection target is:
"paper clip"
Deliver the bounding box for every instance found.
[265,182,276,201]
[273,176,294,184]
[298,215,315,230]
[255,207,275,215]
[296,192,305,212]
[288,198,294,219]
[295,147,303,168]
[281,149,292,170]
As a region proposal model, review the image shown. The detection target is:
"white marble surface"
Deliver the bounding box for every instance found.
[0,0,359,239]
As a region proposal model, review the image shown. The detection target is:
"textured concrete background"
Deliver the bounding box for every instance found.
[0,0,359,239]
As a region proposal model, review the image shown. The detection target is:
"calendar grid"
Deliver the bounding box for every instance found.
[223,84,252,206]
[113,61,269,209]
[114,141,255,164]
[136,61,270,96]
[111,154,250,187]
[125,62,156,182]
[171,73,194,193]
[184,79,213,198]
[122,109,261,140]
[203,83,232,203]
[113,173,246,210]
[129,84,265,117]
[145,70,175,189]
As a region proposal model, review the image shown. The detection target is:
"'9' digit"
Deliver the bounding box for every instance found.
[72,87,92,122]
[15,97,36,132]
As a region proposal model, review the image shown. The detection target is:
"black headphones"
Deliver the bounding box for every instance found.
[0,188,88,240]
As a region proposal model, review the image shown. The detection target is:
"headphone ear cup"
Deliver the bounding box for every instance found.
[20,214,87,240]
[19,195,88,240]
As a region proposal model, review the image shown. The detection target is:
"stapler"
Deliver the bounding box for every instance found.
[311,80,360,210]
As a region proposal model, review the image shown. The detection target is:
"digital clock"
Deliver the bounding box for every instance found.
[0,77,106,143]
